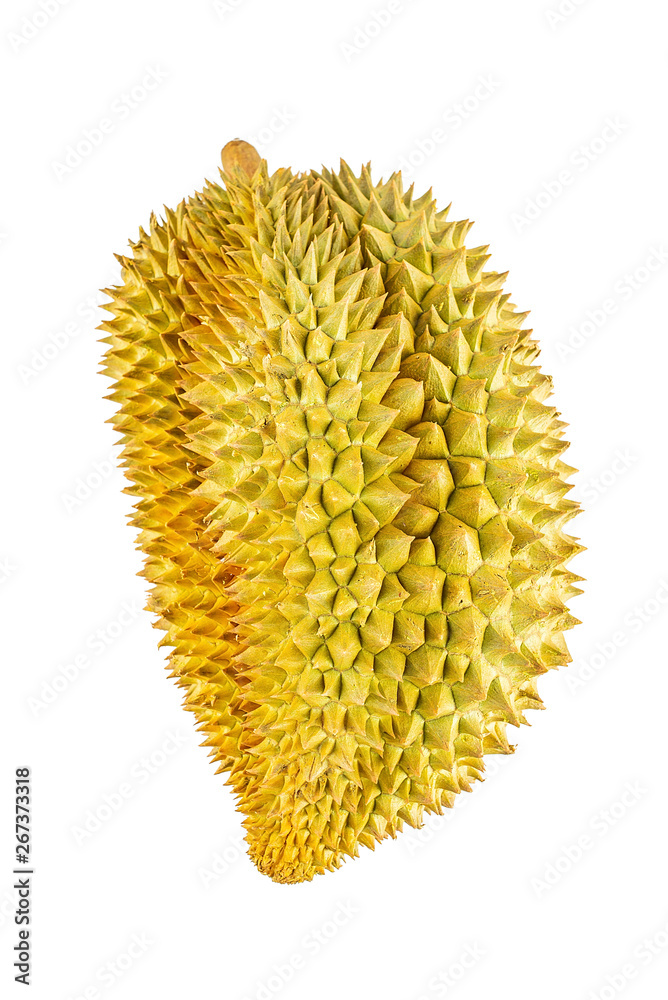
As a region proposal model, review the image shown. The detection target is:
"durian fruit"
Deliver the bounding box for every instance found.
[101,140,582,884]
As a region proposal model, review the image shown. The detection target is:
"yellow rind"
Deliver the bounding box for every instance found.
[101,149,582,884]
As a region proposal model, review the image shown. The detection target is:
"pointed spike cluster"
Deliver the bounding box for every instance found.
[101,142,582,885]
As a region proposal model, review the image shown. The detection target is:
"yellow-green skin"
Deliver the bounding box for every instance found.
[101,141,581,884]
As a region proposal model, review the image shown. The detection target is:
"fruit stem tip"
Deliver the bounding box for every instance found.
[222,139,261,179]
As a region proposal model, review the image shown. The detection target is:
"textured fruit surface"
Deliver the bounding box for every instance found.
[101,140,582,884]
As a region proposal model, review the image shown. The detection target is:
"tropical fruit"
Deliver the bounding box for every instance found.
[101,140,582,883]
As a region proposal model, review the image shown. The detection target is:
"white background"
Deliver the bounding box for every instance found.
[2,1,668,998]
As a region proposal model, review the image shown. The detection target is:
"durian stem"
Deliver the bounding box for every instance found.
[221,139,261,180]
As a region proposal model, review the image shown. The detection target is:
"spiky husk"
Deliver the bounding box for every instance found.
[101,142,582,884]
